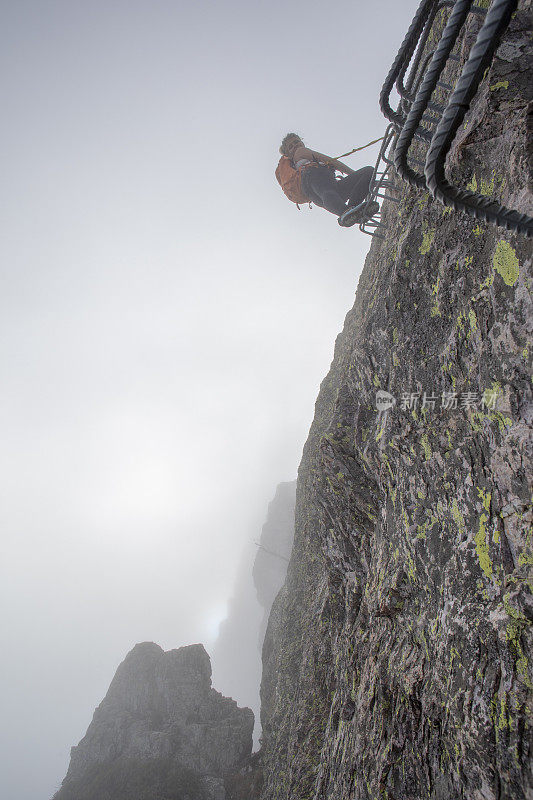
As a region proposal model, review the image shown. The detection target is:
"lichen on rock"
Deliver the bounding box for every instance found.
[257,3,532,799]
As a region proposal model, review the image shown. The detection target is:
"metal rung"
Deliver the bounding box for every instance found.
[415,126,433,142]
[361,228,386,239]
[376,192,400,203]
[437,80,453,90]
[408,157,425,166]
[449,54,461,61]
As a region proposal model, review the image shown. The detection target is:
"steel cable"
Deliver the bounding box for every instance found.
[425,0,533,237]
[380,0,438,126]
[394,0,474,190]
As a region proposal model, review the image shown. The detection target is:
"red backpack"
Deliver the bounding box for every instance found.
[275,156,310,205]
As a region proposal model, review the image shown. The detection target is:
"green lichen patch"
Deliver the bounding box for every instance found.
[475,512,495,582]
[480,173,496,196]
[419,227,436,255]
[493,240,519,286]
[420,434,432,461]
[449,500,464,536]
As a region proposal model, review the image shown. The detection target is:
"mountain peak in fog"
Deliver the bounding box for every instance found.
[52,642,253,800]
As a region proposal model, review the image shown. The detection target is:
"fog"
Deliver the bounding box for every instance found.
[0,1,419,797]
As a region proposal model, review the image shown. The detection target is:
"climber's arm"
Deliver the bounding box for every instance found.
[311,150,355,175]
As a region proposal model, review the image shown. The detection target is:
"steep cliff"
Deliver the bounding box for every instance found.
[253,481,296,646]
[259,4,532,800]
[211,481,296,728]
[53,643,253,800]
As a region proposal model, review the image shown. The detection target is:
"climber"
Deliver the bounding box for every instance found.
[276,133,379,227]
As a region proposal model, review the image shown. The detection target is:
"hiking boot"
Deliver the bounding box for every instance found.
[361,200,380,221]
[338,201,376,227]
[338,200,380,227]
[338,202,364,227]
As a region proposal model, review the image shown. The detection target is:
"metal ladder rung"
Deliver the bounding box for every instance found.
[362,228,386,239]
[415,127,433,142]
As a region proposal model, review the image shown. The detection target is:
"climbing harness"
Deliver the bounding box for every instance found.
[362,0,533,238]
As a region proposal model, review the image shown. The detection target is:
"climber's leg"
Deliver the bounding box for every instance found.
[337,166,373,207]
[302,166,347,216]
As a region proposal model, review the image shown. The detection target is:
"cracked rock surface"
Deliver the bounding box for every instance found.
[258,4,532,799]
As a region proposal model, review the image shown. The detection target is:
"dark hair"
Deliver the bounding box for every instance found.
[280,132,303,156]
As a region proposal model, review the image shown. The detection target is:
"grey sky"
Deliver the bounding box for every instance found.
[0,1,419,797]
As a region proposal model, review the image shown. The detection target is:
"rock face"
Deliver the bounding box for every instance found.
[211,554,264,730]
[253,481,296,646]
[211,481,295,730]
[259,5,532,800]
[53,642,253,800]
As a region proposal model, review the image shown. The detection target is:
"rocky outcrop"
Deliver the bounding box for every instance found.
[53,642,253,800]
[259,4,532,800]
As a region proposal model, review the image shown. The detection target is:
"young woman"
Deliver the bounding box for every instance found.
[279,133,378,227]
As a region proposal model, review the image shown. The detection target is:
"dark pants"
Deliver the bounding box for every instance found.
[302,165,373,216]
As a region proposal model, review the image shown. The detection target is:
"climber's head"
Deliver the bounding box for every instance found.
[280,133,304,157]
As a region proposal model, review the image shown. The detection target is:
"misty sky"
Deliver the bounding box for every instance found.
[0,1,419,797]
